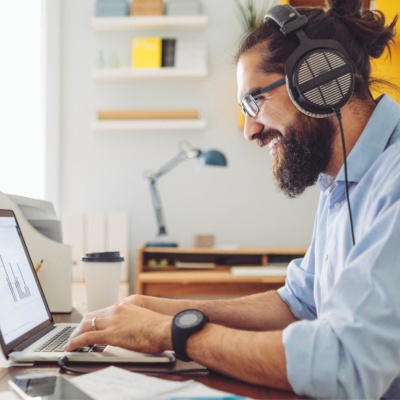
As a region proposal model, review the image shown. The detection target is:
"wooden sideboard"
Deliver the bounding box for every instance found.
[135,246,306,298]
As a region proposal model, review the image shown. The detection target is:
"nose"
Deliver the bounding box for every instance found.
[243,114,263,142]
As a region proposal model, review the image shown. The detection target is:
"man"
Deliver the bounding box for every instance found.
[67,1,400,398]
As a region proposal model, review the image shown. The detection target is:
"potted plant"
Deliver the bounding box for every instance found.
[234,0,278,34]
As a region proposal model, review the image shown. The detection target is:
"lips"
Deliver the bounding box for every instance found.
[268,136,281,156]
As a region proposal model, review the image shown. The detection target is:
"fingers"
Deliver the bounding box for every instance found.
[65,330,107,351]
[65,312,108,351]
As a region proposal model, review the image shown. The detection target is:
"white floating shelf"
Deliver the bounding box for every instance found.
[92,119,207,131]
[93,67,207,81]
[91,15,208,31]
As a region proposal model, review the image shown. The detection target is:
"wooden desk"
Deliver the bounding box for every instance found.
[0,310,304,399]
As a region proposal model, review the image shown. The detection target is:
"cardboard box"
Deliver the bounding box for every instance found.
[131,0,164,16]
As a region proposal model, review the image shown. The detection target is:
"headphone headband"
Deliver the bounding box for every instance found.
[264,4,308,35]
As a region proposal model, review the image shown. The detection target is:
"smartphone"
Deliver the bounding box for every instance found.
[8,373,92,399]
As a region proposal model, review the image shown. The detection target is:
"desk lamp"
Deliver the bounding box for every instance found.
[145,141,227,247]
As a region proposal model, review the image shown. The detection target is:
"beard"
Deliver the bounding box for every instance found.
[256,112,337,198]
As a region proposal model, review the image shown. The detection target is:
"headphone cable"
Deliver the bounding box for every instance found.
[334,108,356,246]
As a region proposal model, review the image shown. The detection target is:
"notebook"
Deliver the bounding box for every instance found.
[0,209,174,364]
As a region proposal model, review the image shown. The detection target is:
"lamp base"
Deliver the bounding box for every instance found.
[145,241,178,248]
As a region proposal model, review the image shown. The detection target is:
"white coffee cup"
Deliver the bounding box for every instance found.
[82,251,124,312]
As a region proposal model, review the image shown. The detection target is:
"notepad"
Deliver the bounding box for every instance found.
[230,266,287,276]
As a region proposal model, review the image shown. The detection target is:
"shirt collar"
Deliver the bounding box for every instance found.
[335,94,400,184]
[316,173,336,193]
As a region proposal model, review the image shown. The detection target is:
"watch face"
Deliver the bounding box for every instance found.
[176,310,203,328]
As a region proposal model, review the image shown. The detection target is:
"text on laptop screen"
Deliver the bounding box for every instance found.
[0,216,49,344]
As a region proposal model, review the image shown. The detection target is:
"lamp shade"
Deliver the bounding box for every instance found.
[198,150,227,167]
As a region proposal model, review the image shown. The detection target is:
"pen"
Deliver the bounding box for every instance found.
[34,259,44,272]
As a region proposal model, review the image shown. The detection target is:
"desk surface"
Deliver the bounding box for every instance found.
[0,309,304,399]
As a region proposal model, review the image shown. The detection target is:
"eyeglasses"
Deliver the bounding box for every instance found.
[240,77,286,118]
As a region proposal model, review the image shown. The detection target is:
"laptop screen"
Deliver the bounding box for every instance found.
[0,210,50,348]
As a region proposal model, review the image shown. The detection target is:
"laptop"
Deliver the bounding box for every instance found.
[0,209,174,364]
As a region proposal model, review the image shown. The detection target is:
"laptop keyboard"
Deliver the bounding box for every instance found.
[34,326,107,353]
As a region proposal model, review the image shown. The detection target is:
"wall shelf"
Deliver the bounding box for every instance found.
[91,119,207,131]
[91,15,208,31]
[93,67,208,81]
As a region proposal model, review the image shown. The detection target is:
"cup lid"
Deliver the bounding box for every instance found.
[82,251,124,262]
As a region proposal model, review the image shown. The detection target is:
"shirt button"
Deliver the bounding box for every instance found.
[334,202,341,209]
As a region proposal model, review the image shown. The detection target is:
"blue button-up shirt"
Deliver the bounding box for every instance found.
[278,95,400,399]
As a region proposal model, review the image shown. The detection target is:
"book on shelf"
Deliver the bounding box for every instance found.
[162,38,176,67]
[98,109,199,120]
[230,266,287,277]
[132,37,162,68]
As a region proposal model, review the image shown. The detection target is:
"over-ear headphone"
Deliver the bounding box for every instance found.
[264,4,355,118]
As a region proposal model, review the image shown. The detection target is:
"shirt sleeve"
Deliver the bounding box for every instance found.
[278,253,317,321]
[282,195,400,398]
[278,211,319,321]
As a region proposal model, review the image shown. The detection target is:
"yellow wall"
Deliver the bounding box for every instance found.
[370,0,400,103]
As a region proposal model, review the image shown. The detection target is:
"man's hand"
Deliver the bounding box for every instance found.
[64,302,172,354]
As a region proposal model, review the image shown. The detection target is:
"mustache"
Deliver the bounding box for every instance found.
[254,128,283,147]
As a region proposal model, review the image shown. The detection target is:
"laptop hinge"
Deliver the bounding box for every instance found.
[13,325,56,352]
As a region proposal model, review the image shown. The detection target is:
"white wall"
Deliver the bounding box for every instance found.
[59,0,320,288]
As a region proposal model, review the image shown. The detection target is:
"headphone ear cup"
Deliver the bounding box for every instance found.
[289,48,355,118]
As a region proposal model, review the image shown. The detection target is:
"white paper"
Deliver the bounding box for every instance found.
[230,266,287,276]
[71,366,242,399]
[0,391,19,400]
[0,350,11,368]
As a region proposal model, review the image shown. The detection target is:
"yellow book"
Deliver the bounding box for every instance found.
[131,37,162,68]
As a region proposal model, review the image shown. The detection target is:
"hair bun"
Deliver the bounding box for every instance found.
[325,0,363,16]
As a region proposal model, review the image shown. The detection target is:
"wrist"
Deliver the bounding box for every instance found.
[161,316,173,351]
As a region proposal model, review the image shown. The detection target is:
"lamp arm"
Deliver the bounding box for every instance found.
[146,149,200,181]
[149,179,167,236]
[145,143,201,238]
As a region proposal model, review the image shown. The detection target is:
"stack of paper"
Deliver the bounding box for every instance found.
[71,366,245,399]
[175,39,206,71]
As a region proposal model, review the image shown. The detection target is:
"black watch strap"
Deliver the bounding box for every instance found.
[171,309,208,362]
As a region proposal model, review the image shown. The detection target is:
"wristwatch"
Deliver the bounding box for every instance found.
[171,309,209,362]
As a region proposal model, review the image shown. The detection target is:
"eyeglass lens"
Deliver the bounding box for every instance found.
[241,95,258,118]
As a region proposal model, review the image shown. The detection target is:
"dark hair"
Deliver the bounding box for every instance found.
[235,0,398,100]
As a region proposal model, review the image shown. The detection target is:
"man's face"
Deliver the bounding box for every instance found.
[237,51,337,197]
